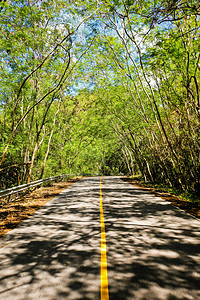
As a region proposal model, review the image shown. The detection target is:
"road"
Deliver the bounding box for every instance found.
[0,177,200,299]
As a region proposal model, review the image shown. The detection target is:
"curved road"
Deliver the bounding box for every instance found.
[0,177,200,299]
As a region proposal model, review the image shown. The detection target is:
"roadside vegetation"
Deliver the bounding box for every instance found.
[0,1,199,202]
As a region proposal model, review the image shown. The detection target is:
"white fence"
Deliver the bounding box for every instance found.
[0,174,71,199]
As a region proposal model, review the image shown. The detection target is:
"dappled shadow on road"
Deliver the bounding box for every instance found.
[0,177,200,299]
[101,177,200,300]
[0,178,102,300]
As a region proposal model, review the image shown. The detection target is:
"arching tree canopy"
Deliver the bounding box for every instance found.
[0,0,199,196]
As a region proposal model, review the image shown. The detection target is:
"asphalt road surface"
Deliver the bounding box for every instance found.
[0,177,200,300]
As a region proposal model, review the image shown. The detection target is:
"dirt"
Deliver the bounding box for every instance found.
[0,178,81,238]
[121,177,200,220]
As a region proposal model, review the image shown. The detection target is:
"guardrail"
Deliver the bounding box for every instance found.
[0,174,71,200]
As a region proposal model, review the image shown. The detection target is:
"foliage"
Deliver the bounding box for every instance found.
[0,0,199,199]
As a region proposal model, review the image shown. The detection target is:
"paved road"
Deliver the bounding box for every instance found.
[0,177,200,299]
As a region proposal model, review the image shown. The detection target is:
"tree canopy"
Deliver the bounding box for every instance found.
[0,0,199,197]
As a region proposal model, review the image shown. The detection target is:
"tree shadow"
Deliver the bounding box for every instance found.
[101,178,200,300]
[0,177,200,299]
[0,178,102,299]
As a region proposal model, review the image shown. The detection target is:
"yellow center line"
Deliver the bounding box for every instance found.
[0,242,10,250]
[100,178,109,300]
